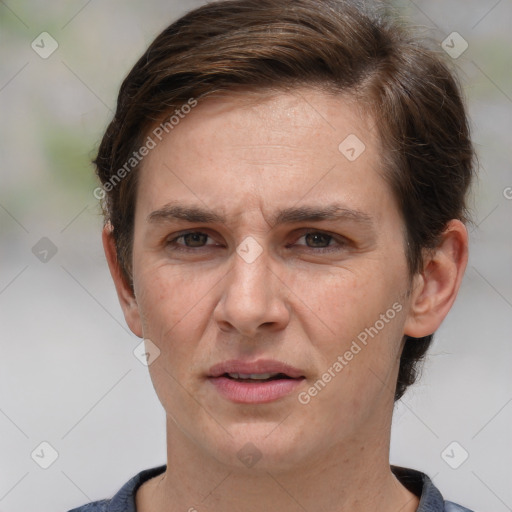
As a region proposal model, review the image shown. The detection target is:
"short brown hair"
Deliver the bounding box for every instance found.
[94,0,475,401]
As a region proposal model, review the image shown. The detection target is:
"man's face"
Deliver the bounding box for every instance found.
[129,88,414,470]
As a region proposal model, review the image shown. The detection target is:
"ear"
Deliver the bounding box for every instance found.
[102,224,143,338]
[403,219,468,338]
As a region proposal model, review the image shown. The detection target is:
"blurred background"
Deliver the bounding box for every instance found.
[0,1,511,511]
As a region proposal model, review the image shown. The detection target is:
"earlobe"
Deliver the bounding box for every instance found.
[102,224,143,338]
[403,220,468,338]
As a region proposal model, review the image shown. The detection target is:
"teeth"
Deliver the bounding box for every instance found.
[227,372,277,380]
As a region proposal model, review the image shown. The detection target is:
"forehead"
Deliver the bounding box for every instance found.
[135,87,394,224]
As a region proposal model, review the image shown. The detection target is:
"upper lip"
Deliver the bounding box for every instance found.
[208,359,305,379]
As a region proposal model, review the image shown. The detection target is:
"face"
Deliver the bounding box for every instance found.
[124,88,417,471]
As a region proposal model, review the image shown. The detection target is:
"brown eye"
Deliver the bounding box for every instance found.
[167,231,215,251]
[304,232,333,248]
[291,230,350,253]
[180,232,209,247]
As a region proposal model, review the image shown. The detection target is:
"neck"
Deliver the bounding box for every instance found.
[137,417,419,512]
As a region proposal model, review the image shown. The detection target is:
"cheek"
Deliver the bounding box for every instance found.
[133,266,218,414]
[290,262,407,406]
[288,262,404,343]
[133,265,217,378]
[136,264,216,330]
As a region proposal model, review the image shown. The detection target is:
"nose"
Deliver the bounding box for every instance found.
[213,244,290,337]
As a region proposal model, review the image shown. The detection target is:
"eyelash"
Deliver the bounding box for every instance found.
[165,230,348,253]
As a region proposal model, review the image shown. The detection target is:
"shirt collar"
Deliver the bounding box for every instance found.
[108,464,444,512]
[391,465,445,512]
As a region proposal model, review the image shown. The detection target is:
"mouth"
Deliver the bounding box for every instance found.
[222,372,295,382]
[208,360,305,404]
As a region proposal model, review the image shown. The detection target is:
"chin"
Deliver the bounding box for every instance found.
[203,421,314,472]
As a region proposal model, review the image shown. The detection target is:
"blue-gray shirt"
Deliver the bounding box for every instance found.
[67,465,474,512]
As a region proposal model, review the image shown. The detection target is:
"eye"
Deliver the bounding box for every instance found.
[166,231,219,250]
[165,229,349,255]
[293,230,348,251]
[300,232,333,248]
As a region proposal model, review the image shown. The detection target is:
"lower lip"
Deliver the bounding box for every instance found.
[209,376,304,404]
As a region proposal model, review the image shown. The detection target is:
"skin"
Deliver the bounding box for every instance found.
[103,87,468,512]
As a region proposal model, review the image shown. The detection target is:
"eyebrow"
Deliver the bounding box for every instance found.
[147,201,374,229]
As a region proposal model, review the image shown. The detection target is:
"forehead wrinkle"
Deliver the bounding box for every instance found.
[147,202,226,225]
[146,200,374,233]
